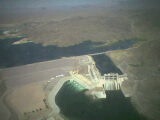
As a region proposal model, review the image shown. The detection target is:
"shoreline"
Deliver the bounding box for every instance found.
[47,77,72,119]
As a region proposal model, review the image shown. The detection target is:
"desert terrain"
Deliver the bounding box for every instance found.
[0,56,89,120]
[107,40,160,120]
[0,0,160,120]
[0,0,159,47]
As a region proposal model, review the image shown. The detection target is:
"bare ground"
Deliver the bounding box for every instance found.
[107,40,160,120]
[5,82,46,118]
[0,56,89,120]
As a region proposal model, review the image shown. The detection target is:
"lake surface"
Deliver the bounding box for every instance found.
[92,54,123,75]
[0,37,137,68]
[56,81,146,120]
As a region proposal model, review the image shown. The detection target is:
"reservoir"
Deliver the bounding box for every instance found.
[0,37,137,68]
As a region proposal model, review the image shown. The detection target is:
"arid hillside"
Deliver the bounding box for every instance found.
[0,0,160,47]
[18,14,133,46]
[107,40,160,120]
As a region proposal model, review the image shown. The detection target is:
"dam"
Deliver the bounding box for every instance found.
[1,55,145,120]
[47,56,128,120]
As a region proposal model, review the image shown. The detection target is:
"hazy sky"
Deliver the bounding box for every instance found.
[0,0,109,8]
[0,0,160,9]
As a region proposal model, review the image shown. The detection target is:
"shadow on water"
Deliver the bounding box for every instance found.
[92,54,123,75]
[0,37,137,68]
[55,81,146,120]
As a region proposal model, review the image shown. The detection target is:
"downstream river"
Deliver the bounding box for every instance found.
[55,81,146,120]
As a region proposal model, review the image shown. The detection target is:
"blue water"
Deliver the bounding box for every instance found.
[0,37,137,68]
